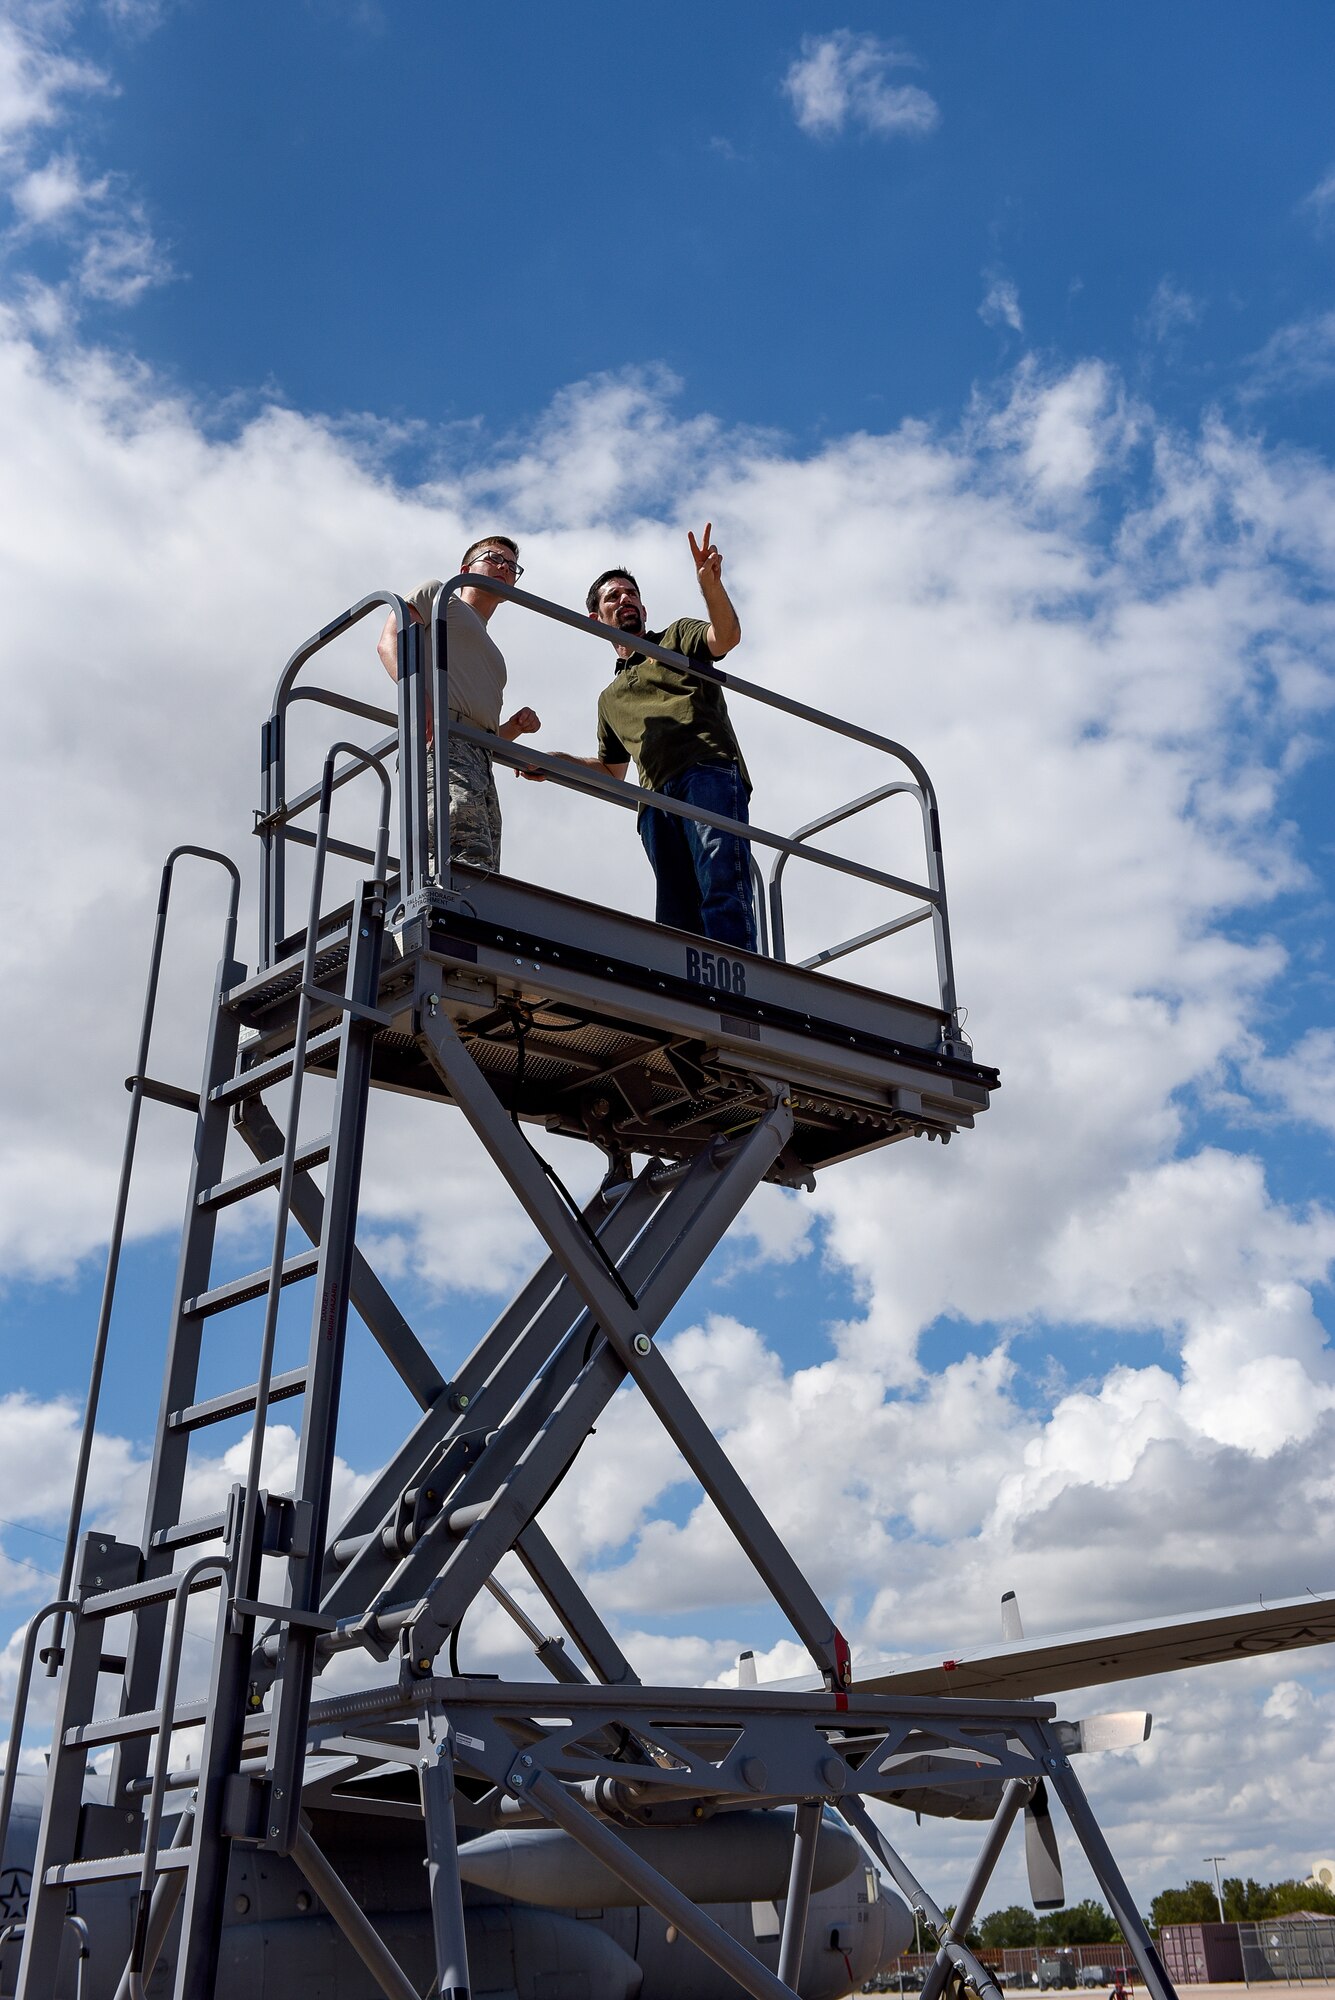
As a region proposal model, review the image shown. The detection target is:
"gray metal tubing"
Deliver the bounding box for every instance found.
[918,1780,1028,2000]
[521,1765,797,2000]
[236,745,391,1604]
[478,728,937,907]
[262,591,406,964]
[431,582,952,997]
[264,576,953,1001]
[769,780,923,962]
[285,685,397,729]
[0,1598,77,1874]
[50,848,241,1670]
[276,728,397,830]
[113,1810,193,2000]
[127,1559,228,2000]
[419,1732,472,2000]
[277,822,401,873]
[776,1799,823,1989]
[404,1029,841,1682]
[1041,1759,1178,2000]
[750,855,771,956]
[836,1793,1005,2000]
[797,903,932,971]
[292,1820,422,2000]
[2,1918,90,2000]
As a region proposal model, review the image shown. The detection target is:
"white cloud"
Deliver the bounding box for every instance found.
[979,272,1023,335]
[0,5,169,313]
[10,147,105,222]
[782,31,939,141]
[0,9,106,157]
[2,325,1335,1887]
[1243,310,1335,401]
[1245,1026,1335,1136]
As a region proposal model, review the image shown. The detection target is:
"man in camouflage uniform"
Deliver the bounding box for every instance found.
[377,536,539,872]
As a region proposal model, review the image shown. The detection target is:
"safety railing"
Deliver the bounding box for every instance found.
[258,578,961,1032]
[49,849,241,1676]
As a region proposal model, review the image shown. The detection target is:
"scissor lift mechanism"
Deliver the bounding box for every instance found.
[1,581,1175,2000]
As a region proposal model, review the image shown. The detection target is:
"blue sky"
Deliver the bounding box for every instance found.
[4,0,1335,1913]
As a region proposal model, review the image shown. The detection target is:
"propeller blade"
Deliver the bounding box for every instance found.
[1024,1780,1065,1910]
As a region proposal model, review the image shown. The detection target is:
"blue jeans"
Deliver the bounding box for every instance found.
[638,762,757,952]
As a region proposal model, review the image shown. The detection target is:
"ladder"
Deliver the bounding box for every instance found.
[14,748,396,1999]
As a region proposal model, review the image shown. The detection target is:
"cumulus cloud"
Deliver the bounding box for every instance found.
[1245,1026,1335,1136]
[782,31,939,141]
[2,313,1335,1885]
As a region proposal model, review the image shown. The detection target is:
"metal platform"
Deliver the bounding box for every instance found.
[0,580,1181,2000]
[231,871,998,1179]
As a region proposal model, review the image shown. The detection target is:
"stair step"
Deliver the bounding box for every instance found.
[196,1136,332,1212]
[183,1249,319,1321]
[65,1699,210,1750]
[170,1366,308,1434]
[46,1848,192,1886]
[211,1026,343,1105]
[150,1511,229,1552]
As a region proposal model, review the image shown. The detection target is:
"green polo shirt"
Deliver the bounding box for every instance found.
[596,618,751,795]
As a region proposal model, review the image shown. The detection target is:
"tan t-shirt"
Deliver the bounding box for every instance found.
[408,582,507,734]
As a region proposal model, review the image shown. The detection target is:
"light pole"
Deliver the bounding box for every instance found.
[1204,1856,1228,1925]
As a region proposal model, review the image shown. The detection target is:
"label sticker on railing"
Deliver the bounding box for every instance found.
[685,946,747,996]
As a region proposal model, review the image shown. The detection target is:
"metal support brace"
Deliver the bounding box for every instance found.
[777,1799,824,1990]
[310,1166,664,1644]
[515,1764,797,2000]
[835,1794,1005,2000]
[292,1820,421,2000]
[418,1728,472,2000]
[1041,1757,1177,2000]
[514,1522,639,1686]
[918,1781,1029,2000]
[417,1005,848,1686]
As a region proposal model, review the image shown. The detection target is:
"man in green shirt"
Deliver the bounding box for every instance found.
[575,526,757,951]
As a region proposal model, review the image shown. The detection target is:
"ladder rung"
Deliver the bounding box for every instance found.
[82,1561,226,1618]
[150,1511,229,1552]
[46,1849,192,1887]
[212,1026,343,1105]
[126,1074,201,1115]
[196,1136,332,1212]
[170,1366,308,1434]
[65,1699,210,1750]
[183,1249,319,1320]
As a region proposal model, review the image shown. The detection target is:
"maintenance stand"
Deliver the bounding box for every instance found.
[2,580,1175,2000]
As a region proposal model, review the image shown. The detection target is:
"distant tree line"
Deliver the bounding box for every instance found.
[1147,1878,1335,1929]
[957,1881,1335,1950]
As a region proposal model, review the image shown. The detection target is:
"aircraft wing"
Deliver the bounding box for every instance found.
[842,1590,1335,1702]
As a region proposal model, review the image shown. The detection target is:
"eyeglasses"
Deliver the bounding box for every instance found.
[470,550,524,579]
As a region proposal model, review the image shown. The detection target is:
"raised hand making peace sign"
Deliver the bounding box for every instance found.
[688,522,723,588]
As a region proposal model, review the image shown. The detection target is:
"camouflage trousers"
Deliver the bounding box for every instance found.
[427,736,502,873]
